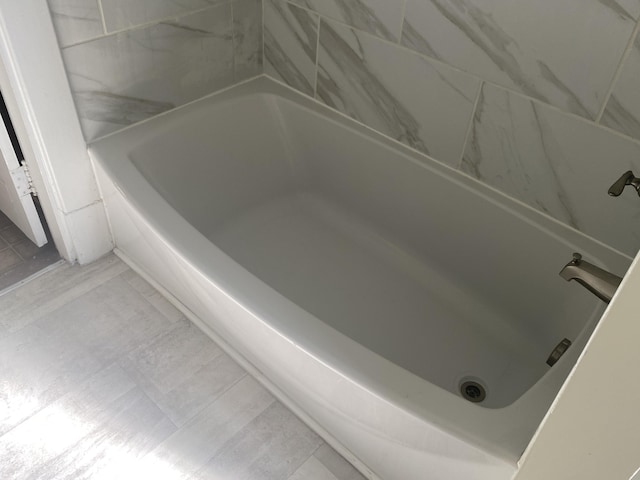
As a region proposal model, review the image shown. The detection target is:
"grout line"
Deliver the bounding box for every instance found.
[259,73,636,260]
[0,259,65,297]
[76,0,640,152]
[595,17,640,123]
[63,1,235,49]
[313,16,321,98]
[231,0,237,81]
[283,0,640,146]
[262,0,265,72]
[396,0,408,44]
[87,74,267,144]
[96,0,108,35]
[457,81,483,170]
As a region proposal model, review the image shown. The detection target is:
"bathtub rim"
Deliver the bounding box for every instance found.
[88,76,627,464]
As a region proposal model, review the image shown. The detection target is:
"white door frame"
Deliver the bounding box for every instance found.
[0,0,112,263]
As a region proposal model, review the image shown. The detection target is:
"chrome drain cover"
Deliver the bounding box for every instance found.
[460,380,486,403]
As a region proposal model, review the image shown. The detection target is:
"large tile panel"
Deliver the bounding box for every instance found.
[316,19,480,165]
[401,0,637,119]
[62,3,234,141]
[47,0,104,47]
[265,0,319,96]
[462,83,640,256]
[100,0,227,32]
[290,0,405,41]
[618,0,640,18]
[602,33,640,142]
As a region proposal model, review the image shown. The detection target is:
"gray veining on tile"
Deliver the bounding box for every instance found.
[290,0,405,41]
[62,3,234,141]
[317,19,479,165]
[0,255,364,479]
[233,0,264,81]
[462,83,640,256]
[614,0,640,19]
[195,401,323,480]
[602,33,640,142]
[401,0,638,119]
[265,0,319,96]
[47,0,104,47]
[100,0,228,32]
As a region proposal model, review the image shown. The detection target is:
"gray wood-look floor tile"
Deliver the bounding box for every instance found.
[0,247,21,272]
[0,364,136,479]
[0,324,104,436]
[0,210,12,229]
[120,269,185,323]
[119,319,247,426]
[0,254,365,480]
[311,444,367,480]
[35,275,175,363]
[195,401,324,480]
[0,224,28,244]
[141,375,275,478]
[0,255,128,333]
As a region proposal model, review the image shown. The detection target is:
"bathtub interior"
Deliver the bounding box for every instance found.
[127,90,619,409]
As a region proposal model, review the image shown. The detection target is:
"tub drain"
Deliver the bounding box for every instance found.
[460,381,486,403]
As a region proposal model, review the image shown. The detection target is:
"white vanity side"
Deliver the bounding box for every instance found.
[515,252,640,480]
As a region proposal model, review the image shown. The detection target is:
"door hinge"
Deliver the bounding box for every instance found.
[10,162,37,197]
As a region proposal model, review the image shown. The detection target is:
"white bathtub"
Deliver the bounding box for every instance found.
[90,77,630,480]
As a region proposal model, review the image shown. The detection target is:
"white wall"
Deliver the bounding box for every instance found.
[515,252,640,480]
[0,0,112,263]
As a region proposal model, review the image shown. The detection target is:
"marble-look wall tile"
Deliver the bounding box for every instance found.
[290,0,405,41]
[617,0,640,19]
[100,0,228,32]
[462,83,640,256]
[265,0,319,96]
[401,0,637,119]
[316,20,480,165]
[62,3,234,141]
[601,33,640,142]
[233,0,264,80]
[47,0,104,47]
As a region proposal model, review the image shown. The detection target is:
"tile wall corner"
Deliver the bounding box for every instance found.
[263,0,640,256]
[48,0,264,142]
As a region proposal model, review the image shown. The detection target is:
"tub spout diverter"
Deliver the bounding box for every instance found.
[559,253,623,304]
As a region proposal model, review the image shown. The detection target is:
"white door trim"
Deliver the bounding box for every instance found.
[0,0,112,263]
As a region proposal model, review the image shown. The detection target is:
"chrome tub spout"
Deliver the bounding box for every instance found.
[559,253,622,304]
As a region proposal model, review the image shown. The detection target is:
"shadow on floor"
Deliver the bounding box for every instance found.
[0,210,60,291]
